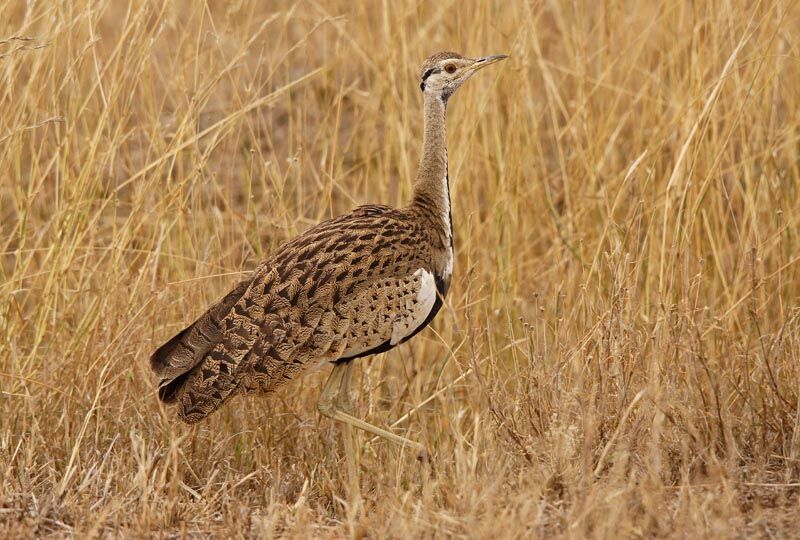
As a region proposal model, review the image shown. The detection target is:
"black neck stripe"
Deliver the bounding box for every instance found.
[420,67,440,92]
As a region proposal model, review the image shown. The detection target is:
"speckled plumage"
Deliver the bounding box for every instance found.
[150,51,506,430]
[151,203,451,422]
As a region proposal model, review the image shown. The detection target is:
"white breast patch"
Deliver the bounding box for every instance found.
[390,268,437,345]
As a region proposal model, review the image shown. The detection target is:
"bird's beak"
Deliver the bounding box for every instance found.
[471,54,509,72]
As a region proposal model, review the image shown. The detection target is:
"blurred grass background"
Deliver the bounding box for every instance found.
[2,0,800,537]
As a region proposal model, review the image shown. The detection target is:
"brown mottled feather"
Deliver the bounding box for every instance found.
[150,205,449,423]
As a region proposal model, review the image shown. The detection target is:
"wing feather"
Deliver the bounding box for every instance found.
[149,204,439,423]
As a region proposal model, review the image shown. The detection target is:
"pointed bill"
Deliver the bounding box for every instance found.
[472,54,509,71]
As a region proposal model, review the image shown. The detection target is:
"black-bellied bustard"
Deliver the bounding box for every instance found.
[150,51,507,462]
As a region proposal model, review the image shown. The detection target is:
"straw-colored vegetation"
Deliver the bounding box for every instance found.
[2,0,799,537]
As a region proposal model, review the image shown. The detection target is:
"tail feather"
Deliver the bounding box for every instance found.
[173,364,241,423]
[150,278,251,404]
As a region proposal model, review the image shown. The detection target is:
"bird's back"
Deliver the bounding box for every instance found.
[150,204,447,423]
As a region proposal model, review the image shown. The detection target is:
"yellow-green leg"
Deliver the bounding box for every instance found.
[318,362,427,460]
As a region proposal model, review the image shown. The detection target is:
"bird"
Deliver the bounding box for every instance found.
[150,51,507,459]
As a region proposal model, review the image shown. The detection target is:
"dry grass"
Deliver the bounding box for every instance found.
[2,0,800,537]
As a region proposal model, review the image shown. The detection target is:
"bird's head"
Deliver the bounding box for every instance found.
[419,51,508,102]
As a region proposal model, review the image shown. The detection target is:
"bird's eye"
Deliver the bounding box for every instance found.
[444,64,457,74]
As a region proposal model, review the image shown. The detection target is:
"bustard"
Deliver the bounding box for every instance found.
[150,51,507,458]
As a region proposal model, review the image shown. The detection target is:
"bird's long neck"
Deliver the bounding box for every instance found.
[411,93,451,245]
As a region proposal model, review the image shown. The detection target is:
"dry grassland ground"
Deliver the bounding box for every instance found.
[2,0,800,537]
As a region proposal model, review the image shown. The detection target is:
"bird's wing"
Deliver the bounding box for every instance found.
[149,205,437,423]
[234,264,443,400]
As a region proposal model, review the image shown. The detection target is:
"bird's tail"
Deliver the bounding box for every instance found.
[149,279,250,416]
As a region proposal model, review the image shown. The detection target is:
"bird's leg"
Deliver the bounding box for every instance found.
[319,362,360,508]
[318,361,347,414]
[337,362,360,513]
[318,362,428,461]
[335,359,355,416]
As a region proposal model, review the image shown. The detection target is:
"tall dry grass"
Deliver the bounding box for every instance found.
[2,0,800,537]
